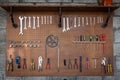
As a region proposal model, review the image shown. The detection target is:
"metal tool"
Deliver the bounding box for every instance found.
[7,55,13,71]
[33,16,36,29]
[47,16,49,24]
[74,58,78,69]
[92,57,99,69]
[38,56,43,71]
[62,17,66,32]
[107,57,112,73]
[46,58,50,70]
[37,16,40,27]
[85,57,90,69]
[86,17,88,26]
[15,55,21,69]
[79,56,82,72]
[28,16,31,28]
[44,16,47,24]
[23,58,27,69]
[68,56,72,69]
[82,17,84,27]
[78,17,80,27]
[101,57,107,74]
[74,16,77,28]
[41,16,43,24]
[66,17,70,31]
[50,16,52,24]
[30,59,35,70]
[24,16,27,30]
[64,59,67,69]
[19,16,24,35]
[57,42,60,72]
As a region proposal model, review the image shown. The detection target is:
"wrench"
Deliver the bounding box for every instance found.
[78,17,80,27]
[19,16,24,35]
[24,16,27,30]
[62,17,66,32]
[50,16,52,24]
[41,16,43,24]
[33,16,36,29]
[28,16,31,28]
[44,16,47,25]
[82,17,84,27]
[74,17,77,28]
[66,17,70,31]
[86,17,88,26]
[37,16,40,27]
[47,16,49,24]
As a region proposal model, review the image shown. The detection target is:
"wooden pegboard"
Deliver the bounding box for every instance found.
[6,11,114,76]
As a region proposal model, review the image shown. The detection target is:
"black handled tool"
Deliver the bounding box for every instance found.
[79,56,82,72]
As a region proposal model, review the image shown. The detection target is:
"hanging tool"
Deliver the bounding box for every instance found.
[66,17,70,31]
[23,58,27,69]
[92,57,99,69]
[33,16,36,29]
[78,17,80,27]
[74,58,78,69]
[50,16,52,25]
[19,16,24,35]
[101,57,107,74]
[62,16,66,32]
[15,55,21,69]
[82,17,84,27]
[79,56,82,72]
[64,59,67,69]
[85,57,90,69]
[86,17,88,26]
[7,55,13,71]
[37,16,40,27]
[30,59,35,71]
[28,16,31,28]
[74,16,77,28]
[46,58,50,70]
[107,57,112,73]
[68,56,72,69]
[57,42,60,72]
[38,56,43,71]
[24,16,27,30]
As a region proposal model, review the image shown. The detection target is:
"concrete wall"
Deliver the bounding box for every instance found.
[0,0,120,80]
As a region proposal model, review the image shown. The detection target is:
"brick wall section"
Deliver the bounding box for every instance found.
[0,0,120,80]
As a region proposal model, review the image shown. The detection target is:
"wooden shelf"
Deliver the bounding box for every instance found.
[0,4,119,12]
[73,41,106,44]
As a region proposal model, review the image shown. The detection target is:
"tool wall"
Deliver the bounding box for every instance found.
[6,10,114,76]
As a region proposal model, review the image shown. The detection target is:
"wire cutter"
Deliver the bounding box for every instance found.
[7,55,13,71]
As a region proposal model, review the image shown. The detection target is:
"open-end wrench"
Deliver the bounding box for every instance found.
[24,16,27,30]
[37,16,40,27]
[62,17,66,32]
[74,16,77,28]
[19,16,24,35]
[41,16,43,24]
[47,16,49,24]
[33,16,36,29]
[78,17,80,27]
[86,17,88,26]
[82,17,84,27]
[50,16,52,24]
[28,16,31,28]
[93,17,96,25]
[44,16,47,25]
[66,17,70,31]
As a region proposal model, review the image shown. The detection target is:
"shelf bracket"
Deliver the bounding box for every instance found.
[101,7,111,28]
[58,7,62,28]
[10,6,18,28]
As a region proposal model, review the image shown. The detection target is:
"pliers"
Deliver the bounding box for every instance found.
[107,57,112,73]
[30,59,35,70]
[46,58,50,70]
[38,56,43,71]
[23,58,27,69]
[101,57,107,74]
[85,57,90,69]
[68,57,72,69]
[73,58,78,69]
